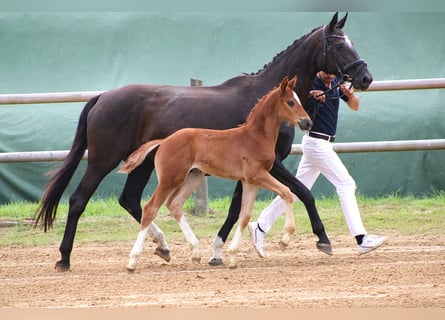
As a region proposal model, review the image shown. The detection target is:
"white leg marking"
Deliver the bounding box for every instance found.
[211,235,224,261]
[147,222,169,251]
[178,215,201,263]
[227,226,243,269]
[127,226,150,271]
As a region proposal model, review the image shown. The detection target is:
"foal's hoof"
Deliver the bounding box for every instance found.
[279,239,288,252]
[126,265,136,273]
[316,241,333,255]
[154,248,171,262]
[208,258,224,266]
[227,255,238,269]
[192,256,201,264]
[55,261,70,272]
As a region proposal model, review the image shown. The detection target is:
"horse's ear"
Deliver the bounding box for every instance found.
[288,76,297,89]
[280,76,289,93]
[328,12,339,31]
[336,12,348,29]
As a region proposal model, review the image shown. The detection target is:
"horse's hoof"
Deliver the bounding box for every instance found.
[316,241,333,255]
[208,258,224,266]
[55,261,70,272]
[278,239,288,251]
[154,248,171,262]
[126,265,136,273]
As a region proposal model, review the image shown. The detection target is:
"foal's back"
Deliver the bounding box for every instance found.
[155,125,272,183]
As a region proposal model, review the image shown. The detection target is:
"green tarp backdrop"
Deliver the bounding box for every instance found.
[0,12,444,204]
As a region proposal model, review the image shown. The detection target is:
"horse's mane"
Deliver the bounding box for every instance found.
[220,26,322,87]
[247,26,322,76]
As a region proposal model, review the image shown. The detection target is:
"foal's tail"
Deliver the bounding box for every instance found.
[119,139,163,174]
[35,94,101,232]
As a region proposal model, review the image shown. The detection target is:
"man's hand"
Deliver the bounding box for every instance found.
[309,90,326,103]
[339,83,355,97]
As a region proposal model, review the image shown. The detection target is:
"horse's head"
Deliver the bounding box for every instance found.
[316,12,373,90]
[278,76,312,131]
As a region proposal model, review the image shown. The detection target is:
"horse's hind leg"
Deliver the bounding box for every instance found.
[57,164,113,271]
[165,169,205,264]
[119,157,170,262]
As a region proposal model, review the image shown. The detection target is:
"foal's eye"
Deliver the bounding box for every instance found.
[287,100,295,108]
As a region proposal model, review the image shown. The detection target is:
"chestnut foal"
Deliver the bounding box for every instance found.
[120,76,312,269]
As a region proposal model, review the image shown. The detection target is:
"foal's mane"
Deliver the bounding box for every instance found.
[248,26,322,76]
[242,85,279,126]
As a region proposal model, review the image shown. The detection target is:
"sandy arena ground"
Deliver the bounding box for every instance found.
[1,234,444,308]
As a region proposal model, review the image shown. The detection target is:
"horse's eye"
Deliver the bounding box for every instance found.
[287,100,295,108]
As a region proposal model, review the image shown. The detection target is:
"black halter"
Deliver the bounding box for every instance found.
[322,26,367,83]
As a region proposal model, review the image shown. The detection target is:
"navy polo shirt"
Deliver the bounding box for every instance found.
[307,76,348,137]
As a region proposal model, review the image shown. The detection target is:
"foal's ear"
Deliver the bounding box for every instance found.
[279,76,289,93]
[288,76,297,89]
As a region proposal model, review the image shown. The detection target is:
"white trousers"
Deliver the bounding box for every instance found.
[258,134,367,237]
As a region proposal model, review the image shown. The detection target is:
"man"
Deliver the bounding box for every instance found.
[248,71,387,256]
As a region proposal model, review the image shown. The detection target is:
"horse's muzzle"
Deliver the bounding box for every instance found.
[298,118,312,131]
[352,71,373,90]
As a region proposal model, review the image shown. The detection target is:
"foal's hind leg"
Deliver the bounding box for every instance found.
[165,169,206,264]
[119,157,170,262]
[127,186,169,272]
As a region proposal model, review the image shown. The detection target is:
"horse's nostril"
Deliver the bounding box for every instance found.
[363,75,373,85]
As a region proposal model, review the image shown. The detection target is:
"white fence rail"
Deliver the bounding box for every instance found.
[1,78,444,164]
[1,78,444,105]
[1,139,445,163]
[291,139,445,155]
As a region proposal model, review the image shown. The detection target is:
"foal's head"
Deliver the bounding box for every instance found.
[276,76,312,131]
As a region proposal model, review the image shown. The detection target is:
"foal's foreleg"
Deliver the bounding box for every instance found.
[270,159,331,254]
[256,172,296,251]
[227,183,259,269]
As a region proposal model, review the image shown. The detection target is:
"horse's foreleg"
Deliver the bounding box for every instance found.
[119,157,171,262]
[227,184,258,269]
[209,181,243,266]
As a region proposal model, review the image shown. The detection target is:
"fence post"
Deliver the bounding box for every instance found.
[190,78,209,215]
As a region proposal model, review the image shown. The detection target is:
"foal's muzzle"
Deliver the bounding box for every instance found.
[298,118,312,131]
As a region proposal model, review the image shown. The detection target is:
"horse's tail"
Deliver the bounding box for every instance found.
[119,139,163,174]
[35,94,101,232]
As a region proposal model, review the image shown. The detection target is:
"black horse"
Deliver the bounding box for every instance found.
[36,13,372,271]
